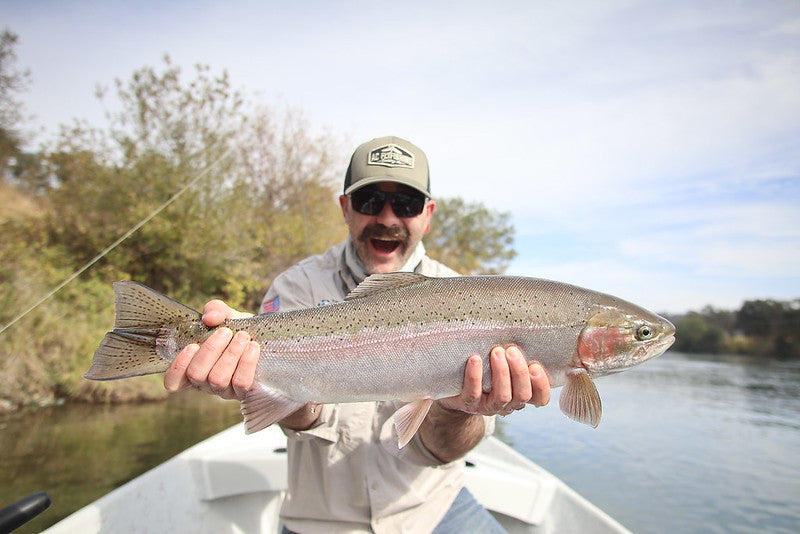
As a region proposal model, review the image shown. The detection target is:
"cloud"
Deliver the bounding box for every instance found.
[5,0,799,313]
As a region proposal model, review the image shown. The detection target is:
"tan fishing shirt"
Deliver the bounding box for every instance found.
[260,240,495,534]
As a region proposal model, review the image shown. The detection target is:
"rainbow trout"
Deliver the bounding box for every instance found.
[85,274,675,447]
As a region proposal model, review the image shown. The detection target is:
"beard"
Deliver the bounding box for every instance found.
[355,223,414,273]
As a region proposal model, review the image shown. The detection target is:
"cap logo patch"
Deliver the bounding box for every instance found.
[367,144,415,169]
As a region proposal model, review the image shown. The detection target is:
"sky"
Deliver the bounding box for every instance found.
[3,0,799,314]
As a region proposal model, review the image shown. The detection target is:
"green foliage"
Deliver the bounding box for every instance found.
[736,299,800,358]
[670,299,800,358]
[37,58,346,307]
[0,28,32,179]
[672,314,725,353]
[425,197,516,274]
[0,57,346,408]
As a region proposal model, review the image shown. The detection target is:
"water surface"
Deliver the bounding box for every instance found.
[502,352,800,533]
[2,352,799,533]
[0,390,240,534]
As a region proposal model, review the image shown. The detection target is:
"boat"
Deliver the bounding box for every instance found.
[43,423,631,533]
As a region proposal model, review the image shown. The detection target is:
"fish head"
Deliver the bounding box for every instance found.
[576,304,675,377]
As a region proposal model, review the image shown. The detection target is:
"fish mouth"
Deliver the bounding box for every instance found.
[645,333,676,359]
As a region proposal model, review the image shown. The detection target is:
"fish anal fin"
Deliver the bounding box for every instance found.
[345,273,429,301]
[393,398,434,448]
[240,385,304,434]
[559,369,602,428]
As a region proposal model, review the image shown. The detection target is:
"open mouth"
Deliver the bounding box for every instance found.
[371,239,401,254]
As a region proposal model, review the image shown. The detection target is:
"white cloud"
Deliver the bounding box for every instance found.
[5,0,799,313]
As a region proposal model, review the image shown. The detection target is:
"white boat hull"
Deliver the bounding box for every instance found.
[44,423,630,533]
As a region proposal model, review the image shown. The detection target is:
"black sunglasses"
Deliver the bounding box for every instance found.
[350,187,428,218]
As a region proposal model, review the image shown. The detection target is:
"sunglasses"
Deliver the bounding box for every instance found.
[350,187,428,218]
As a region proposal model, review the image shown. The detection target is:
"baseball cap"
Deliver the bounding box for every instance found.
[343,136,431,197]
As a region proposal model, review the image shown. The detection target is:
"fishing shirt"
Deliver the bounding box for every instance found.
[260,239,496,534]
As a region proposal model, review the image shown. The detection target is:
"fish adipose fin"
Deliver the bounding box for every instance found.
[241,384,305,434]
[346,273,429,301]
[84,281,201,380]
[394,398,434,448]
[559,369,602,428]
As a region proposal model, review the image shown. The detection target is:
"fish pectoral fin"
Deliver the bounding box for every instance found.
[240,384,305,434]
[393,398,434,449]
[559,369,602,428]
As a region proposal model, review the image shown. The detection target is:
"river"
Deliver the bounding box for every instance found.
[2,352,799,533]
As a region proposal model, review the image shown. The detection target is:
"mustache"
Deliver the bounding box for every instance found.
[358,224,409,243]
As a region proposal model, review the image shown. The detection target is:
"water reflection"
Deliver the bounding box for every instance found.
[0,391,241,533]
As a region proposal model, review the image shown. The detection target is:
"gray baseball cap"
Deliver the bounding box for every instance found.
[343,136,431,197]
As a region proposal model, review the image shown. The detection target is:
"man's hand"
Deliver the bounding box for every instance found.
[437,345,550,416]
[420,345,550,463]
[163,300,260,401]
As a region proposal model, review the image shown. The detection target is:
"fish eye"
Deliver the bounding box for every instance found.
[636,324,654,341]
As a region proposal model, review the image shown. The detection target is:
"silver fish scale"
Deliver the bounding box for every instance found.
[219,277,610,403]
[87,276,674,432]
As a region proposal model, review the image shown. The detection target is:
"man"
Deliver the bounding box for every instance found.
[164,136,550,533]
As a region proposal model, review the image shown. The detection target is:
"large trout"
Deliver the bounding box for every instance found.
[85,273,675,447]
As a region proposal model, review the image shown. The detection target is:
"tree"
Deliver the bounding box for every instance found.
[42,57,346,308]
[736,299,800,358]
[672,314,725,354]
[0,29,32,180]
[425,197,516,274]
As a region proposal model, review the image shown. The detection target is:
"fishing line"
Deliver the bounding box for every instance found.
[0,146,234,337]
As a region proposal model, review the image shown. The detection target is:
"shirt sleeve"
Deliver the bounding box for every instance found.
[261,268,317,313]
[279,404,340,443]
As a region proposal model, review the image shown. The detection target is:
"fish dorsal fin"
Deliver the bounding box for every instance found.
[345,272,429,301]
[559,368,602,428]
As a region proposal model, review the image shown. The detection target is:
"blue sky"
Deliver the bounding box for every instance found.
[4,0,799,314]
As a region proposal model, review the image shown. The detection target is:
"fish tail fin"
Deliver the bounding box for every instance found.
[84,281,201,381]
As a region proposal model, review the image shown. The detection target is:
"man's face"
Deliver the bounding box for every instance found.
[340,182,436,274]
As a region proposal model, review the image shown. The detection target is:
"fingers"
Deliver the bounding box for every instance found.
[459,355,484,413]
[428,346,552,417]
[185,327,235,390]
[434,355,482,414]
[505,346,533,407]
[163,319,259,401]
[487,347,513,412]
[164,343,199,392]
[201,300,233,327]
[485,346,551,416]
[231,341,260,399]
[204,330,250,395]
[528,361,551,407]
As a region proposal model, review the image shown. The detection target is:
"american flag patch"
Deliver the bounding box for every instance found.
[261,296,280,313]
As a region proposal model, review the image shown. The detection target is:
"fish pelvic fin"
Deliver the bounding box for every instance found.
[559,369,602,428]
[394,398,434,448]
[240,384,305,434]
[84,281,200,381]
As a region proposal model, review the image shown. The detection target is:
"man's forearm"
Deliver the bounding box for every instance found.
[280,403,322,430]
[419,402,486,463]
